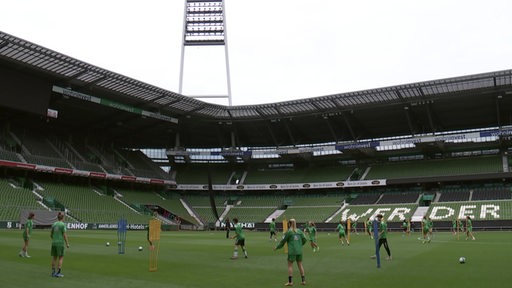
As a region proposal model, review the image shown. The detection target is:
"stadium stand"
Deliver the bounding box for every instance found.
[2,31,512,231]
[0,178,41,221]
[365,155,503,180]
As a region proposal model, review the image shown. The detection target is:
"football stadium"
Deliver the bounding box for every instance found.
[1,1,512,288]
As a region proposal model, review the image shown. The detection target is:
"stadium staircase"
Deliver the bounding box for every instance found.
[113,192,142,215]
[219,205,232,223]
[325,201,348,223]
[179,198,204,227]
[411,206,429,222]
[265,209,286,223]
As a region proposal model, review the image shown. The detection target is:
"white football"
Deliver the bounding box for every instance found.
[459,257,466,264]
[106,242,110,247]
[138,246,143,251]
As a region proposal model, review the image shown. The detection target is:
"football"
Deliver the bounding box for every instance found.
[106,242,110,247]
[459,257,466,264]
[138,246,143,251]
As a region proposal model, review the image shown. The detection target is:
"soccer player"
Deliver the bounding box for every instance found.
[274,218,307,286]
[427,217,434,240]
[466,216,476,240]
[336,220,349,245]
[371,214,392,261]
[50,212,70,277]
[19,212,35,258]
[351,219,359,235]
[451,217,458,236]
[230,218,248,259]
[402,219,408,237]
[304,221,319,252]
[225,217,231,239]
[366,217,373,239]
[421,215,431,243]
[269,218,278,241]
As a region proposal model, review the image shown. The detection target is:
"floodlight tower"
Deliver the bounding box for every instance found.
[179,0,232,106]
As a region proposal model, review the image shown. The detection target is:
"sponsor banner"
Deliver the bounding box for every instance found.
[0,160,175,185]
[480,128,512,137]
[55,167,73,174]
[219,222,255,229]
[336,180,386,187]
[175,180,387,191]
[218,150,248,157]
[136,177,151,184]
[0,160,36,170]
[0,221,21,229]
[380,131,484,147]
[106,174,124,181]
[35,165,54,172]
[53,85,178,124]
[89,172,107,178]
[72,170,90,177]
[336,141,380,151]
[121,175,137,181]
[64,223,148,230]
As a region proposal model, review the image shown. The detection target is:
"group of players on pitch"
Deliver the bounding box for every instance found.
[18,211,70,278]
[225,214,476,286]
[226,216,390,286]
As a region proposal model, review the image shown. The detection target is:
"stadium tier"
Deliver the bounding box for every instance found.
[2,32,512,230]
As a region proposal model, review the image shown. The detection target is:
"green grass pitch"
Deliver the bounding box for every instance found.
[1,229,511,287]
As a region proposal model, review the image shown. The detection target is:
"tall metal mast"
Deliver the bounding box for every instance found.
[179,0,232,106]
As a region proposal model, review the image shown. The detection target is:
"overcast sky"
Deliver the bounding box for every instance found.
[2,0,512,106]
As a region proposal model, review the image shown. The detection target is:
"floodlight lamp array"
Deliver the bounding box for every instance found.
[185,0,225,45]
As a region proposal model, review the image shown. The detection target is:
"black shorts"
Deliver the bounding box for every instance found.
[235,239,245,246]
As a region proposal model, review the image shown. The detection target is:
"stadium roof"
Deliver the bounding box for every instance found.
[1,31,512,149]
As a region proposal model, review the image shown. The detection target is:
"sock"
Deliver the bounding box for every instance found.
[243,248,247,257]
[288,276,292,283]
[233,248,238,257]
[301,275,305,282]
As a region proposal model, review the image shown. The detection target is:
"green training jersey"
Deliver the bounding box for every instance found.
[422,218,430,231]
[336,223,345,234]
[306,226,317,240]
[234,223,245,240]
[379,221,388,239]
[467,218,473,229]
[276,229,307,256]
[269,221,276,232]
[23,219,33,237]
[51,221,67,245]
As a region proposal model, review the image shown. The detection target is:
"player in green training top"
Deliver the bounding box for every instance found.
[230,218,248,259]
[366,217,373,239]
[336,220,349,246]
[274,218,307,286]
[50,212,70,277]
[465,216,476,240]
[19,212,35,258]
[269,218,278,241]
[371,214,392,261]
[421,215,431,243]
[402,219,408,237]
[304,221,319,252]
